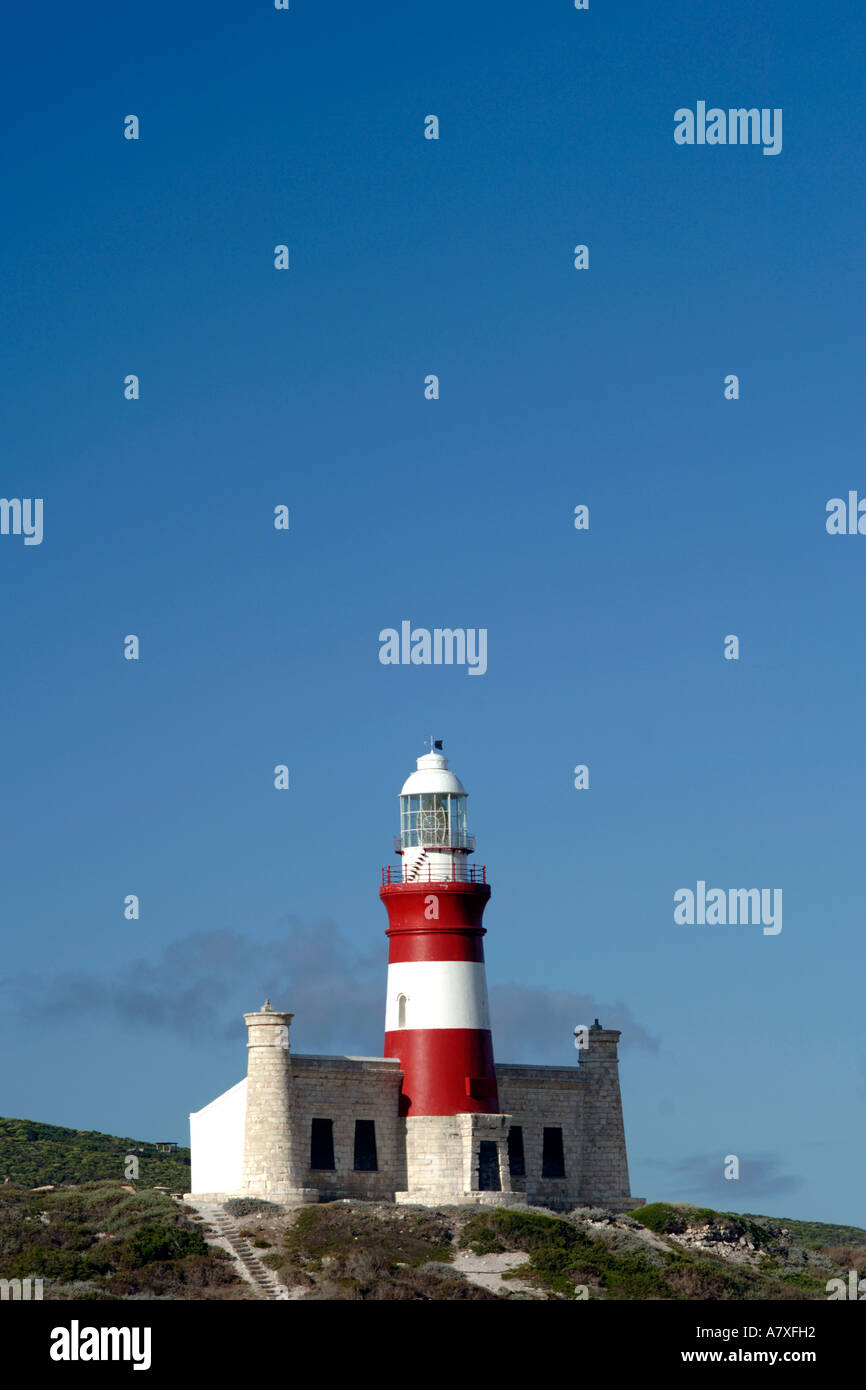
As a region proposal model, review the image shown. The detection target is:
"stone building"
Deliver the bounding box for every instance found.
[188,746,642,1212]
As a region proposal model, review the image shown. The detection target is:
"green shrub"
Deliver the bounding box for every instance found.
[284,1206,453,1270]
[629,1203,716,1236]
[223,1198,278,1218]
[123,1223,208,1268]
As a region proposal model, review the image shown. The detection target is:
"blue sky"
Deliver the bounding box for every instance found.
[1,0,864,1226]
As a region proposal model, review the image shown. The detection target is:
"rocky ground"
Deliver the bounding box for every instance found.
[193,1198,861,1300]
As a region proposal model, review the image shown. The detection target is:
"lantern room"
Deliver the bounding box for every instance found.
[393,745,477,881]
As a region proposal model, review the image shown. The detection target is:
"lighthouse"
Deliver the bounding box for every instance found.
[189,739,643,1212]
[380,744,499,1118]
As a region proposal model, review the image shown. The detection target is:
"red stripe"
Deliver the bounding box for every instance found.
[387,931,485,963]
[384,1028,499,1116]
[380,881,490,925]
[382,879,490,963]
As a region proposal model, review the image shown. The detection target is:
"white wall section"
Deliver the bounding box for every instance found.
[384,960,491,1031]
[189,1077,247,1194]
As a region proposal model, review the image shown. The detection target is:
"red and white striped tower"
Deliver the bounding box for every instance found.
[381,744,499,1117]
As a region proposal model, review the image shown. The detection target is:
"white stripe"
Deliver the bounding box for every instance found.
[384,960,491,1032]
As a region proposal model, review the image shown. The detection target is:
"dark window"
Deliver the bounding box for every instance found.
[541,1127,566,1178]
[477,1140,501,1191]
[353,1119,378,1171]
[507,1126,525,1177]
[466,1076,498,1099]
[310,1118,335,1170]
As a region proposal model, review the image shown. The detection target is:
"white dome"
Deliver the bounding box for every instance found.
[399,751,466,797]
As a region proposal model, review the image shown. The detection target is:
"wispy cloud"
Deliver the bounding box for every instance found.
[644,1152,804,1200]
[1,920,657,1063]
[490,982,658,1063]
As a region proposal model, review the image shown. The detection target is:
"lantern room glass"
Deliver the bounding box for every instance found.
[400,792,470,849]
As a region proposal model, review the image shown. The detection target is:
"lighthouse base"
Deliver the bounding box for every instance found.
[184,1188,320,1205]
[190,1034,644,1211]
[396,1112,520,1204]
[395,1190,528,1207]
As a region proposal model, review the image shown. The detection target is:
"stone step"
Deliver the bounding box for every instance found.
[178,1197,285,1301]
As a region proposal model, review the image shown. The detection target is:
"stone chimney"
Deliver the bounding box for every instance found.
[241,1002,314,1202]
[577,1022,636,1208]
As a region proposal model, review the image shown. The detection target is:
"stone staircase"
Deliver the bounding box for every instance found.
[178,1197,284,1300]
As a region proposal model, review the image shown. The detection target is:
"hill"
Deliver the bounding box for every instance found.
[0,1116,190,1190]
[741,1211,866,1251]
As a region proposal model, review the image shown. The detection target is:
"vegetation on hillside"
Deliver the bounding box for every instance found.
[630,1202,772,1247]
[740,1211,866,1252]
[2,1116,861,1301]
[458,1207,836,1299]
[260,1204,494,1300]
[0,1182,244,1300]
[0,1117,190,1189]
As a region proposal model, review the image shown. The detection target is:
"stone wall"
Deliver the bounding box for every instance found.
[229,1008,640,1210]
[290,1055,405,1199]
[496,1028,639,1211]
[495,1064,584,1209]
[396,1111,525,1206]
